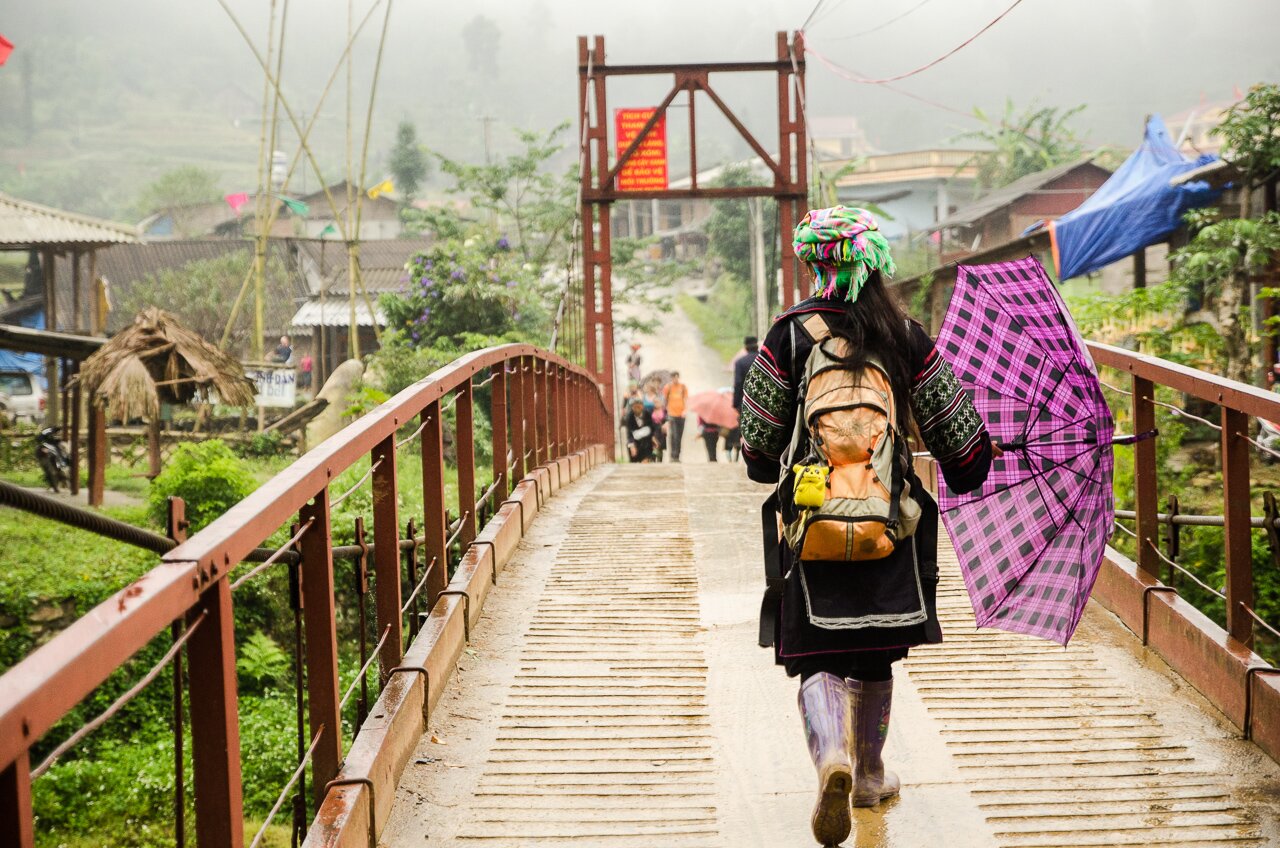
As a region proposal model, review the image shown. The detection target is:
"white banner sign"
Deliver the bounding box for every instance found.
[245,365,297,409]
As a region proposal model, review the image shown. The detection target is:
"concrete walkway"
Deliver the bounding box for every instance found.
[381,463,1280,847]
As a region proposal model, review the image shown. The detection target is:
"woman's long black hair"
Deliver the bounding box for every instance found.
[823,270,916,429]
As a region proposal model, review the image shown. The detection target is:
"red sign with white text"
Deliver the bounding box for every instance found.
[614,108,668,191]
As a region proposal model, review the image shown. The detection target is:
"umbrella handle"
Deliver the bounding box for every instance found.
[1112,428,1159,446]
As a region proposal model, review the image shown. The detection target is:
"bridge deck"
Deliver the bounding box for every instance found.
[381,464,1280,847]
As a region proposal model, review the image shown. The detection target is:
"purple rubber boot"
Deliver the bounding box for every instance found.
[798,672,853,845]
[847,677,901,807]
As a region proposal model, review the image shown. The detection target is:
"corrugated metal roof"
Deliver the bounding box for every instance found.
[290,299,385,328]
[0,192,140,249]
[934,160,1108,229]
[293,237,431,294]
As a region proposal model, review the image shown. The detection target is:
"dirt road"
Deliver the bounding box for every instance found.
[614,281,739,464]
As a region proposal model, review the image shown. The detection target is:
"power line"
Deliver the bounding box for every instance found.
[800,0,829,32]
[822,0,938,41]
[804,0,1027,84]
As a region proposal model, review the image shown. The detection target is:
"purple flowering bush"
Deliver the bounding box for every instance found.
[381,237,546,346]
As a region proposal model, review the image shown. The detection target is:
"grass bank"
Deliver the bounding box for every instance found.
[677,273,754,364]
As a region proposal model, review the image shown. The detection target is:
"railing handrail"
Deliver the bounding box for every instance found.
[1087,340,1280,423]
[0,342,607,777]
[166,343,602,572]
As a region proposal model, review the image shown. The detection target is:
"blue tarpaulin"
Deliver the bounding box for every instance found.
[0,309,46,386]
[1048,115,1222,281]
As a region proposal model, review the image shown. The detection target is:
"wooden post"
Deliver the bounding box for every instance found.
[87,406,106,507]
[298,489,342,808]
[420,401,449,607]
[148,417,162,479]
[371,435,402,682]
[42,249,58,427]
[186,579,245,848]
[69,364,81,496]
[1133,247,1147,289]
[1222,408,1254,646]
[1132,377,1159,579]
[71,250,81,332]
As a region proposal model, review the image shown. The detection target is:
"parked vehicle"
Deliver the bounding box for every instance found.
[35,426,71,492]
[0,371,45,423]
[0,391,10,426]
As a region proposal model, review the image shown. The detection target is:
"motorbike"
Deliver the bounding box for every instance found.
[36,426,71,492]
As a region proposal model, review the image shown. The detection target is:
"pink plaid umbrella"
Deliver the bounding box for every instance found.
[934,257,1152,645]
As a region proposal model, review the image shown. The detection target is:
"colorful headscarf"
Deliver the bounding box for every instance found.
[792,206,896,301]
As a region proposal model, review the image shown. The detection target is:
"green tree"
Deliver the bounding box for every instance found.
[404,123,576,267]
[705,163,778,285]
[1171,210,1280,384]
[388,120,429,201]
[956,100,1087,190]
[114,253,290,355]
[133,165,221,218]
[462,15,501,75]
[1214,83,1280,188]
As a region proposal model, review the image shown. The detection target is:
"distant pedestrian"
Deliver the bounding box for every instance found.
[662,371,688,462]
[626,343,643,383]
[623,398,659,463]
[733,335,758,411]
[298,353,314,390]
[697,417,719,462]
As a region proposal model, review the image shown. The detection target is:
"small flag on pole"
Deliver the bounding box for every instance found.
[0,35,14,67]
[279,196,310,216]
[319,223,337,238]
[366,179,394,200]
[224,192,250,215]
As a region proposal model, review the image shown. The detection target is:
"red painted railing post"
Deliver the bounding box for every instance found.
[371,435,402,682]
[186,578,245,848]
[509,360,527,484]
[490,364,509,497]
[298,489,342,809]
[455,383,477,548]
[420,401,449,606]
[0,753,34,848]
[555,366,567,458]
[1222,407,1254,646]
[529,358,544,468]
[1132,376,1160,579]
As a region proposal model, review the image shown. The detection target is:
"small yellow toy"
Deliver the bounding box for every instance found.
[793,464,830,508]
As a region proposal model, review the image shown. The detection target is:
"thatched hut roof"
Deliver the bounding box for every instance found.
[77,308,256,420]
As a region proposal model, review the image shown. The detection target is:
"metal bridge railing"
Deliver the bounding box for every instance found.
[0,343,612,848]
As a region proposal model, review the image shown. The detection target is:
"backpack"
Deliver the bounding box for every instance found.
[778,313,920,562]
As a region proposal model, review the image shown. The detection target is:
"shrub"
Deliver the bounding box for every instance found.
[148,441,255,532]
[241,430,285,459]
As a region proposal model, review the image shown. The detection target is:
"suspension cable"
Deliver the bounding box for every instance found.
[339,625,392,711]
[33,611,208,779]
[247,726,326,848]
[1143,539,1226,601]
[231,519,315,591]
[330,456,384,509]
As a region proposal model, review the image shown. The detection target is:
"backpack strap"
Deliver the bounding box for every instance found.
[758,491,784,647]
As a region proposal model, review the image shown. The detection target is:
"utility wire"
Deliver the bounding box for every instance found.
[804,0,1027,84]
[821,0,937,41]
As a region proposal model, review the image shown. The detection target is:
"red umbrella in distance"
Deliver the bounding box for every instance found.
[687,390,739,429]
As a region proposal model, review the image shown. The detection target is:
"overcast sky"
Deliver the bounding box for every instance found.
[1,0,1277,211]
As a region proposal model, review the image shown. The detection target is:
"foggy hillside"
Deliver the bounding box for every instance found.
[0,0,1276,220]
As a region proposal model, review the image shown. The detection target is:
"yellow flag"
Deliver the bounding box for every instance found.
[366,179,394,199]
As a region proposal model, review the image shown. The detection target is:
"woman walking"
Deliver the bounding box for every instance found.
[740,207,995,845]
